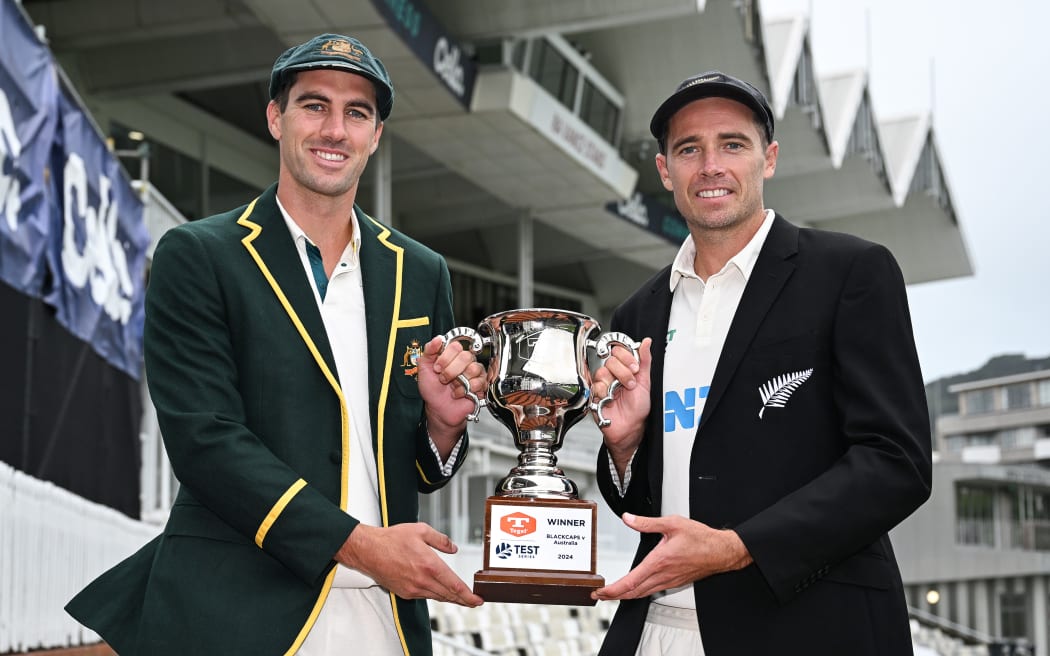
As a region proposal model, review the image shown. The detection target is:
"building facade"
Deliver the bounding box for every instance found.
[895,369,1050,655]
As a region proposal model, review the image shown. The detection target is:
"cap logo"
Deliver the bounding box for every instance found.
[684,74,722,89]
[319,38,364,62]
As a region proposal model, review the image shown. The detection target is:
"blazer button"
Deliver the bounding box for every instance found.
[329,450,341,464]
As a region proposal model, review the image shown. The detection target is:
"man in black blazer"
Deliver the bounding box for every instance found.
[66,34,483,655]
[590,72,932,655]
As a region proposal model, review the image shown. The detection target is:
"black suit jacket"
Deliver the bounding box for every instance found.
[597,215,931,655]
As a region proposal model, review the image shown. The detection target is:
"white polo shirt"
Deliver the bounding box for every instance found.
[278,201,461,655]
[656,209,775,610]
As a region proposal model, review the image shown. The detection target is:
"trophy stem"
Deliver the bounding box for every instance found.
[495,431,578,499]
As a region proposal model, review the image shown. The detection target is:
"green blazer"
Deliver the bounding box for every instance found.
[66,184,466,655]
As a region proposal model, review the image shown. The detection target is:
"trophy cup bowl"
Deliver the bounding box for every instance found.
[443,308,639,605]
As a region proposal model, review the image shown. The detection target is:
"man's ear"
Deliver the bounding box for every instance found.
[655,153,673,191]
[266,100,282,141]
[369,121,384,155]
[764,140,779,179]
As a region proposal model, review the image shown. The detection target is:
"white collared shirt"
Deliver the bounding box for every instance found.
[656,209,775,610]
[607,210,777,498]
[277,198,380,589]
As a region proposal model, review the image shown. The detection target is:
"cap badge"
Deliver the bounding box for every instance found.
[320,38,363,62]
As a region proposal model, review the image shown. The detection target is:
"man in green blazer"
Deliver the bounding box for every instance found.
[66,33,484,655]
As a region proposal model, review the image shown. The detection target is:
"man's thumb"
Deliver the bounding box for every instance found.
[622,512,652,533]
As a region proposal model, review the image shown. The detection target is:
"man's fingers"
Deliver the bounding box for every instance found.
[621,512,669,535]
[602,354,638,389]
[593,566,651,600]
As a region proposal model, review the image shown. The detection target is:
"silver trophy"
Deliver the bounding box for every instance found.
[443,308,639,500]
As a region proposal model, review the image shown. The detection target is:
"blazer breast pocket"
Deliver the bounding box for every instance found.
[745,333,830,422]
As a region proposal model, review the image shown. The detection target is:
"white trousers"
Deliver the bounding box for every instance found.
[635,603,706,656]
[297,587,404,656]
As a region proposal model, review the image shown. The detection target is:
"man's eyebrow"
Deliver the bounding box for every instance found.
[294,91,375,115]
[669,134,698,152]
[669,131,755,151]
[718,131,754,144]
[344,99,376,115]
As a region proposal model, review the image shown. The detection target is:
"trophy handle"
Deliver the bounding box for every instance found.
[440,327,488,423]
[589,332,641,428]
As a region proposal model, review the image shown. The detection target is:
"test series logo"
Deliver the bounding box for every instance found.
[500,512,536,537]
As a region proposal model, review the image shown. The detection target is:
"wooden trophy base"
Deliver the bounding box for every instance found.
[475,496,603,606]
[474,569,604,606]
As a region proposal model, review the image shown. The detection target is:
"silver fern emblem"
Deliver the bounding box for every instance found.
[758,369,813,418]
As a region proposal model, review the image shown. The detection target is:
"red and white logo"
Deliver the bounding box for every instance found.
[500,512,536,537]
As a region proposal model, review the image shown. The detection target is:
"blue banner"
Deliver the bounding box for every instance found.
[43,87,148,379]
[369,0,477,109]
[0,0,59,296]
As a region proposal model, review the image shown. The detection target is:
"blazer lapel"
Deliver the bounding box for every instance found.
[638,271,673,513]
[699,215,798,429]
[235,184,338,380]
[355,208,399,411]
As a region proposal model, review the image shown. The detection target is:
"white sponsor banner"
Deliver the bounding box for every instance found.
[487,503,593,573]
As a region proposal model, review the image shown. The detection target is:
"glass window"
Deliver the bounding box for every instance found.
[474,41,505,66]
[1038,379,1050,406]
[580,79,620,144]
[533,39,578,108]
[956,484,995,547]
[468,474,494,544]
[448,269,580,328]
[962,388,996,415]
[1005,383,1032,410]
[510,39,528,74]
[999,591,1027,638]
[1000,427,1036,450]
[418,483,451,537]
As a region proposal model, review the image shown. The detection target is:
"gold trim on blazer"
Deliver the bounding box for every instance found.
[236,197,353,656]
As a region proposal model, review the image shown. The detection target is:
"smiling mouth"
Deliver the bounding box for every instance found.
[697,189,730,198]
[314,150,347,162]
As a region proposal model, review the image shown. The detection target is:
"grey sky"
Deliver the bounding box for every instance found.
[762,0,1050,381]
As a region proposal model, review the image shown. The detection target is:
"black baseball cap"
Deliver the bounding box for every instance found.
[649,71,774,145]
[269,34,394,121]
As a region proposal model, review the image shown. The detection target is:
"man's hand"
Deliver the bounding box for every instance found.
[591,337,653,478]
[336,523,483,607]
[591,513,752,601]
[417,335,485,454]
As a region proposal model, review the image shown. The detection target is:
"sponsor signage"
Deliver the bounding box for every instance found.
[0,0,59,296]
[605,191,690,245]
[0,0,148,379]
[369,0,477,109]
[487,504,593,572]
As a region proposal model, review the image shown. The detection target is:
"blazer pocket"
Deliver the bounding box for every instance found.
[165,501,252,545]
[390,317,432,400]
[822,549,892,590]
[750,331,829,358]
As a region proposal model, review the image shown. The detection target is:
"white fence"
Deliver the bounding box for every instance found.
[0,461,158,653]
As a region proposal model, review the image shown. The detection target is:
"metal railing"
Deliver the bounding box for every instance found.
[0,461,158,652]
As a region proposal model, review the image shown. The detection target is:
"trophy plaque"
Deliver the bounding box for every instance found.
[443,309,639,605]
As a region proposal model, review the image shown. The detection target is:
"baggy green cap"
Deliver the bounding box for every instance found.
[269,33,394,120]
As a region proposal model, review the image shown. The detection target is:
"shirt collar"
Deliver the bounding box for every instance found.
[669,209,776,291]
[276,196,362,267]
